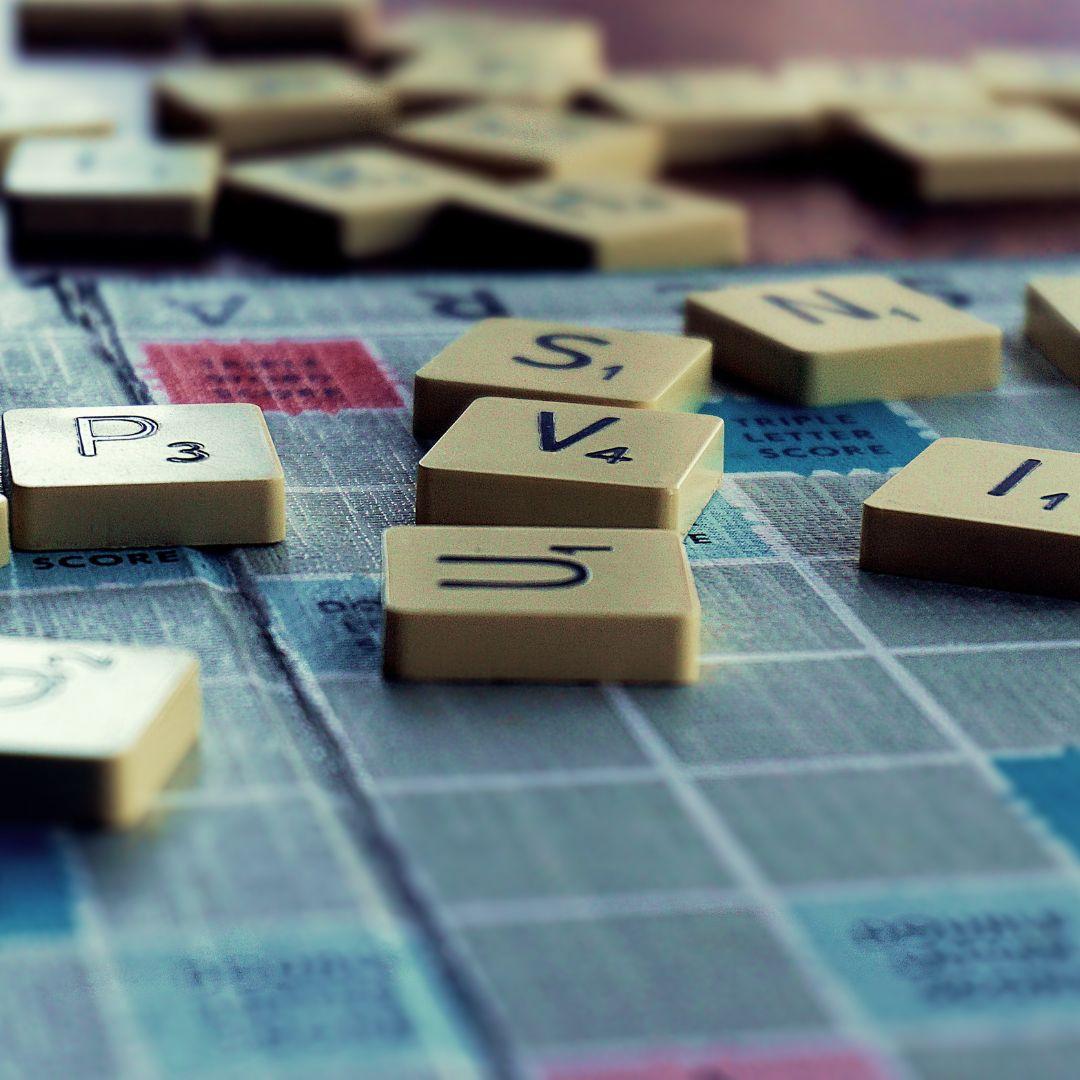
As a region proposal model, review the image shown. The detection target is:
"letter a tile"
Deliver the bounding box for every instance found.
[417,397,723,534]
[383,527,700,684]
[4,403,285,550]
[861,438,1079,598]
[413,318,713,440]
[686,274,1001,405]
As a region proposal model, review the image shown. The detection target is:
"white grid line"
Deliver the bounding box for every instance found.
[606,685,914,1076]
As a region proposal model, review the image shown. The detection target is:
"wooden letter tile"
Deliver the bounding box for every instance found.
[156,60,397,155]
[1026,275,1080,385]
[4,403,286,550]
[416,397,723,534]
[413,318,713,440]
[5,137,220,242]
[0,636,200,827]
[861,438,1079,598]
[383,526,700,684]
[686,273,1001,405]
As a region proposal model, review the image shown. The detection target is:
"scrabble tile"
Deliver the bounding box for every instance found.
[686,274,1001,406]
[974,50,1080,117]
[589,67,820,166]
[393,104,660,181]
[17,0,186,48]
[1026,276,1080,385]
[782,59,987,121]
[416,397,723,534]
[861,438,1079,599]
[0,636,200,827]
[380,12,603,71]
[853,105,1080,201]
[0,82,114,167]
[413,319,713,441]
[388,46,599,110]
[5,137,220,242]
[224,147,470,259]
[4,403,286,550]
[0,497,9,569]
[383,527,700,684]
[445,178,747,272]
[156,61,397,156]
[195,0,379,52]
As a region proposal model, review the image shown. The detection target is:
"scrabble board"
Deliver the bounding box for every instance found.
[3,0,1080,1076]
[0,254,1076,1079]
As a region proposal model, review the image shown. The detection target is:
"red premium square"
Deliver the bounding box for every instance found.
[141,339,404,414]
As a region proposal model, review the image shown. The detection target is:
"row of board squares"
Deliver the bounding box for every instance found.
[384,282,1079,687]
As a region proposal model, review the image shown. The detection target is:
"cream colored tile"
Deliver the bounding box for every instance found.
[17,0,186,47]
[156,60,397,155]
[224,147,470,258]
[1026,275,1080,385]
[783,59,987,120]
[417,396,723,534]
[388,47,599,110]
[413,318,714,440]
[0,636,200,827]
[4,403,286,550]
[383,526,700,684]
[380,11,603,70]
[5,137,220,241]
[450,177,746,271]
[974,50,1080,116]
[393,104,660,180]
[686,273,1002,405]
[590,67,820,166]
[861,438,1079,598]
[854,105,1080,201]
[0,498,9,569]
[0,81,114,167]
[195,0,379,51]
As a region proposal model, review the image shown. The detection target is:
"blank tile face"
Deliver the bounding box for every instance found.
[394,104,660,180]
[382,526,700,684]
[0,636,200,827]
[0,83,113,164]
[861,437,1079,598]
[974,50,1080,115]
[686,274,1001,405]
[854,105,1080,201]
[783,59,987,118]
[225,148,467,258]
[413,318,713,440]
[1026,276,1080,385]
[196,0,378,51]
[452,178,747,272]
[4,403,286,550]
[156,61,397,155]
[417,396,723,533]
[591,67,819,166]
[5,137,220,241]
[18,0,186,46]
